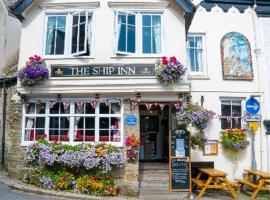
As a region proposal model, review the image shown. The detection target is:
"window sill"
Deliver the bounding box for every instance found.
[111,55,162,59]
[43,56,94,60]
[187,75,210,80]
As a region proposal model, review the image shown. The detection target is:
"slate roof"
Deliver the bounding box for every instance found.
[200,0,270,16]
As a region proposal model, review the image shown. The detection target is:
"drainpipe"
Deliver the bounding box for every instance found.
[0,76,16,166]
[251,2,264,171]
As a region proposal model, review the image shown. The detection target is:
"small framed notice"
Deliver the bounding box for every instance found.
[203,140,218,156]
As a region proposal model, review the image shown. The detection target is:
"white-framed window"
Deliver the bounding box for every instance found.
[187,34,206,75]
[44,11,92,57]
[22,101,124,146]
[221,99,243,129]
[115,11,163,55]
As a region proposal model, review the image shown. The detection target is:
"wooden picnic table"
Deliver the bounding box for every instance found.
[192,168,237,199]
[236,169,270,199]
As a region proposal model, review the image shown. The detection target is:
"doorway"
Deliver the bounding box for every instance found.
[139,104,170,162]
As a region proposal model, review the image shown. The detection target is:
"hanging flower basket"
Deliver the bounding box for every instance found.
[125,135,139,161]
[155,56,186,84]
[17,55,49,87]
[221,128,249,153]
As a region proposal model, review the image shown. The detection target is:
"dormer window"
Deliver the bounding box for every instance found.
[44,11,92,57]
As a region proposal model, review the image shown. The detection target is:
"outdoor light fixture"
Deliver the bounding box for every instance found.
[201,95,204,107]
[178,93,184,102]
[95,94,100,100]
[57,94,62,102]
[21,95,26,104]
[136,93,141,102]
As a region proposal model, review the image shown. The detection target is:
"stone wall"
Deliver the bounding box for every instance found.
[0,83,24,177]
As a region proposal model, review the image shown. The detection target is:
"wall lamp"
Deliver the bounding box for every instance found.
[201,95,204,107]
[21,95,26,104]
[136,93,141,102]
[95,94,100,100]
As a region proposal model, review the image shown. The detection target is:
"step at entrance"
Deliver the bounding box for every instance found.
[139,163,189,199]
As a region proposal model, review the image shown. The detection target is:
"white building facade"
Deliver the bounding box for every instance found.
[9,0,270,195]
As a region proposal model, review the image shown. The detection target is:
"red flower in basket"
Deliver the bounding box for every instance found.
[161,56,168,65]
[170,56,177,63]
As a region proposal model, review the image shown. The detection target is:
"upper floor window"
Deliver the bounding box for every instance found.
[221,99,243,129]
[116,11,162,55]
[44,11,92,57]
[187,34,206,75]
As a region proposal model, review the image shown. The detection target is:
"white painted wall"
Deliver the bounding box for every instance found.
[0,1,21,76]
[189,6,268,180]
[17,0,189,95]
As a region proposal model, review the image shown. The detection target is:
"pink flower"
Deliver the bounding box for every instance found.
[170,56,177,63]
[161,56,168,65]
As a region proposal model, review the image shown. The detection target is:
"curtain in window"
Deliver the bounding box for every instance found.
[45,28,54,55]
[152,16,161,54]
[25,104,35,140]
[74,103,84,138]
[196,37,203,72]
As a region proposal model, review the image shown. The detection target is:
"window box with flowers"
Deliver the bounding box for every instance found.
[17,55,49,87]
[220,128,249,153]
[155,56,186,84]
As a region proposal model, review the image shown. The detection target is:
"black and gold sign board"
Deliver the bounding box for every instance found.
[51,64,155,77]
[171,158,190,190]
[169,129,191,193]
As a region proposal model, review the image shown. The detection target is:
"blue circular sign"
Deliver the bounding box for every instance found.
[125,113,138,126]
[246,98,260,115]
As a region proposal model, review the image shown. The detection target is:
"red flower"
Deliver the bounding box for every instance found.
[161,56,168,65]
[93,175,99,181]
[170,56,177,63]
[106,176,111,181]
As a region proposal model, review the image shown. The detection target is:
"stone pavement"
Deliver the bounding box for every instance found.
[0,169,269,200]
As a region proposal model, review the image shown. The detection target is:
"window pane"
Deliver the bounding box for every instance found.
[152,15,161,27]
[79,24,86,52]
[50,103,60,114]
[232,104,241,116]
[143,15,151,26]
[85,117,95,129]
[195,36,202,48]
[85,130,95,141]
[143,27,151,53]
[49,129,59,141]
[100,130,109,142]
[118,13,126,24]
[221,103,231,116]
[50,117,59,129]
[55,28,65,55]
[127,25,135,53]
[221,119,228,129]
[60,117,69,129]
[47,16,56,28]
[26,103,35,114]
[118,24,126,52]
[232,118,241,129]
[111,130,121,142]
[111,118,120,129]
[58,16,66,28]
[36,117,45,128]
[188,36,195,48]
[45,28,56,55]
[111,103,120,114]
[85,103,95,114]
[189,49,196,71]
[100,117,109,129]
[73,14,79,25]
[25,117,35,128]
[36,103,45,114]
[36,130,45,137]
[80,13,86,23]
[100,103,109,114]
[72,26,78,53]
[128,14,135,25]
[77,118,84,129]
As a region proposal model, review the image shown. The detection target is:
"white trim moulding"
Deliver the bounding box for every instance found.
[39,2,100,10]
[108,2,169,9]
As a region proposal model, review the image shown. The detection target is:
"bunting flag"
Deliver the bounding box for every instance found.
[76,102,84,109]
[118,99,123,106]
[159,103,165,111]
[49,101,56,108]
[63,102,70,110]
[174,103,181,110]
[145,103,152,111]
[36,99,42,105]
[132,100,139,110]
[104,99,111,107]
[91,100,97,109]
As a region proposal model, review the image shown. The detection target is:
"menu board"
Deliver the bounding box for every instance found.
[171,129,189,157]
[170,158,190,191]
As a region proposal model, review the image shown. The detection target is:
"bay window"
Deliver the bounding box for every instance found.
[116,11,163,55]
[44,11,92,56]
[22,101,123,146]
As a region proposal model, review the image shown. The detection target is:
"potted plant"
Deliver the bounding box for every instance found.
[220,128,249,153]
[17,55,49,87]
[125,135,139,161]
[155,56,186,84]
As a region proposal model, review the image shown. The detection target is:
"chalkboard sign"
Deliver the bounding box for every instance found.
[170,129,189,157]
[170,158,190,191]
